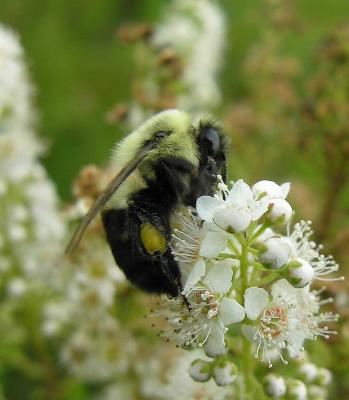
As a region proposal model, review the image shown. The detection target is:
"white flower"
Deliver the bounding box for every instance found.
[156,260,245,357]
[212,360,238,386]
[242,283,298,367]
[286,379,307,400]
[171,208,228,287]
[242,280,337,367]
[252,180,290,200]
[197,179,269,232]
[268,198,293,224]
[289,221,342,281]
[259,236,292,269]
[295,286,338,343]
[283,257,315,288]
[188,359,211,382]
[263,373,287,398]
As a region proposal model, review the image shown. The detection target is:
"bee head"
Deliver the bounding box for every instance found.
[113,109,199,171]
[145,109,198,164]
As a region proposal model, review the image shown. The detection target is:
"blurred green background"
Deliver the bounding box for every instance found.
[1,0,349,200]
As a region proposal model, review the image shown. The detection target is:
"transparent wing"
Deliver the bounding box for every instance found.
[65,139,157,256]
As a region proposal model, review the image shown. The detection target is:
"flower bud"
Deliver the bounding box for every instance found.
[188,359,211,382]
[286,379,307,400]
[283,258,314,288]
[252,180,290,200]
[204,340,227,358]
[268,199,293,224]
[259,237,292,269]
[212,360,238,386]
[308,385,327,400]
[263,373,287,398]
[298,362,318,383]
[315,368,332,386]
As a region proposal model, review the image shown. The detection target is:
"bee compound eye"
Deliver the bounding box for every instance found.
[155,131,169,141]
[200,127,220,155]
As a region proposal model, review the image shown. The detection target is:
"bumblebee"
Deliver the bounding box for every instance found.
[66,110,227,297]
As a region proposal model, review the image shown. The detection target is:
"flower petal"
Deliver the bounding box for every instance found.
[280,182,291,199]
[227,180,253,202]
[287,333,306,358]
[252,180,282,199]
[199,229,227,258]
[219,297,245,325]
[241,324,258,343]
[204,320,226,357]
[244,287,269,320]
[271,278,295,298]
[260,237,292,269]
[214,206,251,232]
[182,259,206,295]
[196,196,223,222]
[251,197,270,220]
[203,260,233,294]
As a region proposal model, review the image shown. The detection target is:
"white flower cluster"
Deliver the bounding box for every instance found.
[152,0,225,114]
[126,0,225,127]
[155,179,339,386]
[0,24,64,290]
[41,215,133,380]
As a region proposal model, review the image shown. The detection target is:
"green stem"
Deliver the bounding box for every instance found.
[239,239,255,395]
[248,222,270,245]
[219,253,240,260]
[254,272,279,287]
[228,239,240,255]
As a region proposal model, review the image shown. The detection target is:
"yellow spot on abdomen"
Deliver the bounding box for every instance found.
[140,222,167,254]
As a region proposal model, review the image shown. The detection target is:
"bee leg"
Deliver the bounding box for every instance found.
[181,293,191,313]
[184,158,219,206]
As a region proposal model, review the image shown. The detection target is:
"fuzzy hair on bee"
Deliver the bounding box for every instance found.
[66,109,227,298]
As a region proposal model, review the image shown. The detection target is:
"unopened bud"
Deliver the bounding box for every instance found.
[283,257,314,288]
[263,373,287,398]
[259,237,292,269]
[298,362,318,383]
[308,385,327,400]
[268,199,293,224]
[212,360,238,386]
[252,180,290,199]
[286,379,307,400]
[188,359,211,382]
[315,368,332,386]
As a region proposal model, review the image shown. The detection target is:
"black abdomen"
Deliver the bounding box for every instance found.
[102,208,181,297]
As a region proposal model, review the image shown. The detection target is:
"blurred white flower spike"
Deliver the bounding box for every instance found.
[152,0,225,114]
[0,24,64,282]
[153,178,340,395]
